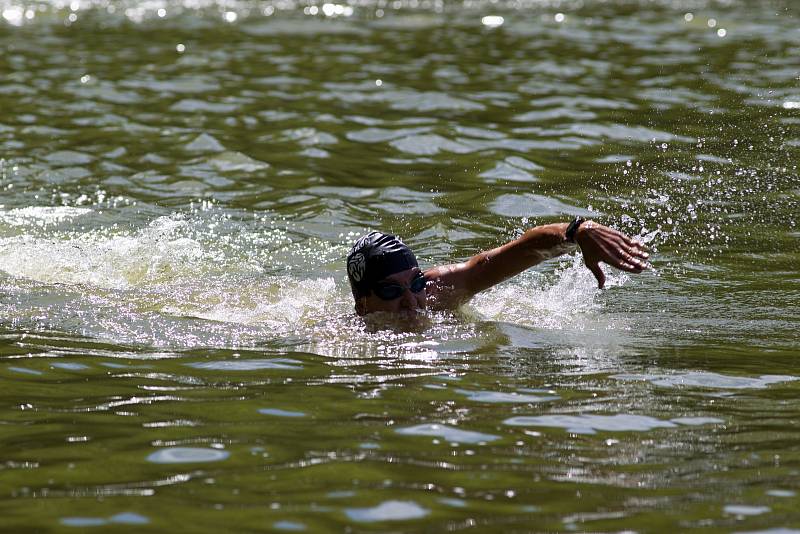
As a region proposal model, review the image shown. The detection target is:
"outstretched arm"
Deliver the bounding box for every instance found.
[423,220,648,309]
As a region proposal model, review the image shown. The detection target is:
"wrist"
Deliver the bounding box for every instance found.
[565,216,586,243]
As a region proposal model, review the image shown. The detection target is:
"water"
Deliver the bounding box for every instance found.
[1,0,799,530]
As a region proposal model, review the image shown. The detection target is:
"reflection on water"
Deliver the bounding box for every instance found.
[1,0,800,531]
[345,500,430,522]
[503,413,723,435]
[146,447,231,463]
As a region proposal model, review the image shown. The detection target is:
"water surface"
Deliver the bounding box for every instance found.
[1,0,799,530]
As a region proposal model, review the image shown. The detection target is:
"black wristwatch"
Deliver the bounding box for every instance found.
[565,216,586,243]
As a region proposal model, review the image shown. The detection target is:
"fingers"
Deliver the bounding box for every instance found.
[605,235,649,267]
[601,226,649,253]
[580,224,651,279]
[614,245,649,270]
[586,262,606,289]
[611,233,648,255]
[590,239,644,271]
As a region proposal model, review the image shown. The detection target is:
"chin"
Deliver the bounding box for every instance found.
[362,309,429,331]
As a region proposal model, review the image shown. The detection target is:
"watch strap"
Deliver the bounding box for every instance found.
[565,216,586,243]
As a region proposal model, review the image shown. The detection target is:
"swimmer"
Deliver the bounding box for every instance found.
[346,217,649,315]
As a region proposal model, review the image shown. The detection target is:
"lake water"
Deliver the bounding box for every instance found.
[1,0,799,530]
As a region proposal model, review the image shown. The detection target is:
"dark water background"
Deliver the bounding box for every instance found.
[1,0,799,530]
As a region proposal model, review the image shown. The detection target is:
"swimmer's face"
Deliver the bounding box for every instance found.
[356,267,427,316]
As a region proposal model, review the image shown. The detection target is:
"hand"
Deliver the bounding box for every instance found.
[574,221,649,288]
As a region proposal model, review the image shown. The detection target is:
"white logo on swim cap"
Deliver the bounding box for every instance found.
[348,252,366,282]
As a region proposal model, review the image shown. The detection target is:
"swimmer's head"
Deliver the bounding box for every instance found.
[346,231,425,315]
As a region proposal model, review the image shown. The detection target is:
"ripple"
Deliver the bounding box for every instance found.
[206,151,270,173]
[614,372,799,390]
[170,99,239,113]
[8,366,43,375]
[72,82,143,105]
[490,193,594,218]
[514,108,598,122]
[258,408,306,417]
[479,161,538,183]
[766,489,796,497]
[503,414,722,434]
[273,521,306,531]
[61,517,108,527]
[395,423,499,444]
[108,513,150,525]
[344,500,429,522]
[120,76,220,94]
[382,90,484,112]
[61,512,149,527]
[670,417,724,426]
[185,133,226,152]
[187,359,303,371]
[569,123,694,143]
[723,504,770,516]
[346,126,431,143]
[283,127,337,146]
[51,362,90,370]
[146,447,230,464]
[390,134,471,156]
[42,150,94,166]
[455,389,558,403]
[242,20,370,36]
[438,497,467,508]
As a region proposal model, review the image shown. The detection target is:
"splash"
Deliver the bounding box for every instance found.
[0,215,217,289]
[0,207,639,353]
[470,253,630,330]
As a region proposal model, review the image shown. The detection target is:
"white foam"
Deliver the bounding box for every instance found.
[0,216,212,289]
[470,255,628,330]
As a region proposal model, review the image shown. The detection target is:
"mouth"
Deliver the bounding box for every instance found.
[363,308,429,330]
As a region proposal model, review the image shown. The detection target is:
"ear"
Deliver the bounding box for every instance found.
[355,297,367,316]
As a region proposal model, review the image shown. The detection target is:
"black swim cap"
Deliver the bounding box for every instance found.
[346,231,418,299]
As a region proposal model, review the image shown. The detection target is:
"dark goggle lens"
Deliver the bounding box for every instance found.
[374,275,426,300]
[374,284,403,300]
[410,274,426,293]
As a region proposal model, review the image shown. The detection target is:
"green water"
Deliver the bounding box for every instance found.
[1,0,799,531]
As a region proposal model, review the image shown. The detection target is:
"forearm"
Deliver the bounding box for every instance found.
[461,222,574,292]
[426,223,575,304]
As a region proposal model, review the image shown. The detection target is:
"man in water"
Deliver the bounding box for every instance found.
[346,217,649,316]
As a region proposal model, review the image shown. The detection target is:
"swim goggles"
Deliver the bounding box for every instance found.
[373,273,426,300]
